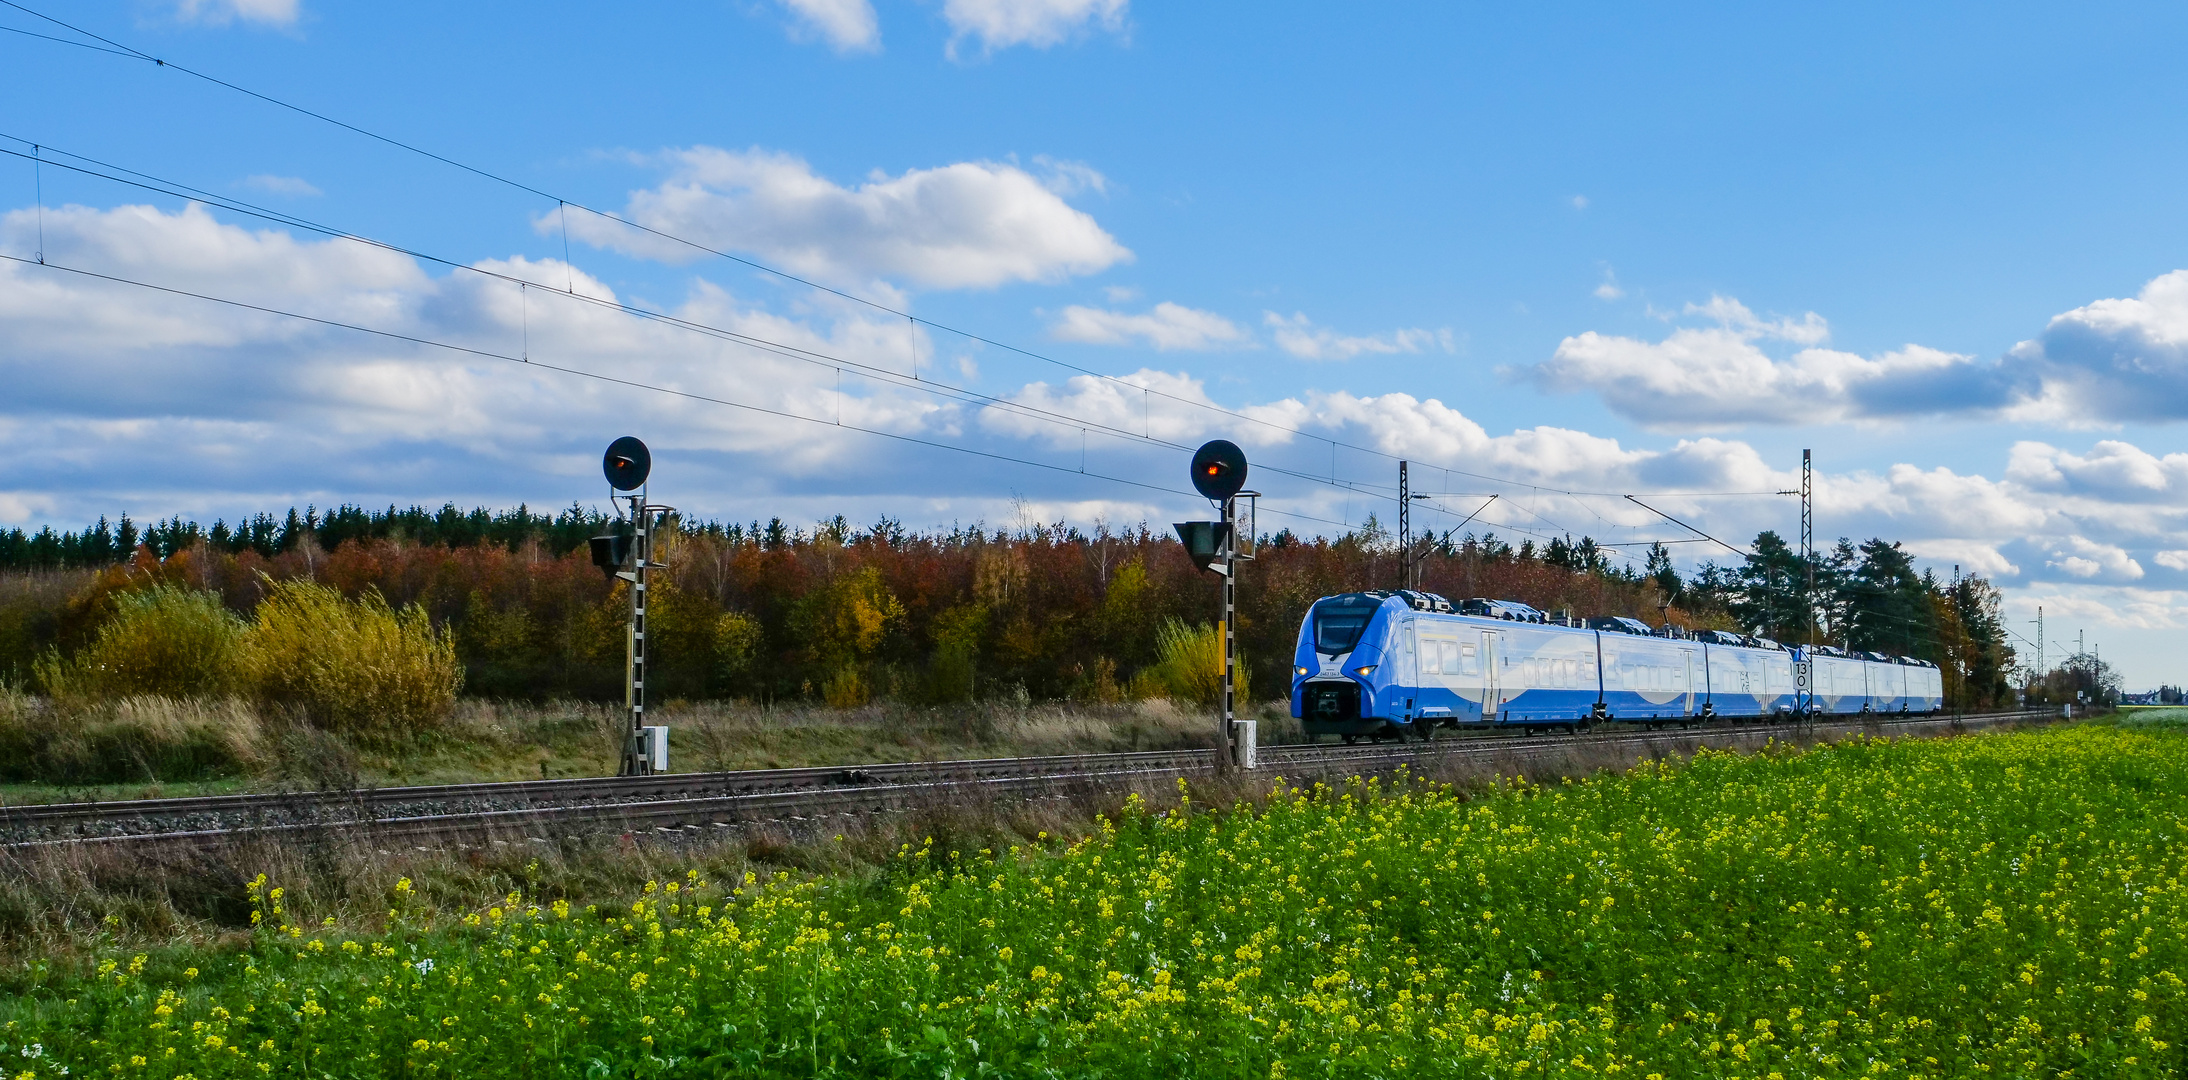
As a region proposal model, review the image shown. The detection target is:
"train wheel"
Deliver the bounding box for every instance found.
[1342,734,1359,745]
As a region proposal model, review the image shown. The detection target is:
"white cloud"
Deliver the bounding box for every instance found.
[1538,272,2188,429]
[941,0,1127,57]
[1264,312,1453,361]
[175,0,297,26]
[2004,586,2188,644]
[0,490,56,526]
[1592,265,1622,301]
[2005,440,2188,503]
[557,147,1130,291]
[1571,195,1588,210]
[2003,269,2188,425]
[2156,551,2188,572]
[1682,295,1830,345]
[0,203,972,495]
[774,0,881,52]
[1529,294,2006,429]
[1049,302,1246,351]
[2045,536,2144,581]
[241,175,321,198]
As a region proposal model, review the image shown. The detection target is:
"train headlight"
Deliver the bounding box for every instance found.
[1353,665,1378,677]
[1294,666,1309,676]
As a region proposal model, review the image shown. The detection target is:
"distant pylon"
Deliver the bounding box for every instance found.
[1801,449,1814,640]
[1398,460,1412,590]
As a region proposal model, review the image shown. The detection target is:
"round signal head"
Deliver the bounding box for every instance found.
[1189,439,1248,501]
[603,436,652,491]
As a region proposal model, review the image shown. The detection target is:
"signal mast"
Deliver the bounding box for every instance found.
[1174,440,1257,772]
[590,436,675,777]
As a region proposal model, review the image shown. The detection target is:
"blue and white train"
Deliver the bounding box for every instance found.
[1290,590,1942,740]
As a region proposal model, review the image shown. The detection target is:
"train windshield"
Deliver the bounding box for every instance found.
[1311,600,1376,654]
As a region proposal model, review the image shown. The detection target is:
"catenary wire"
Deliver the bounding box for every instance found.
[0,0,1809,508]
[0,251,1377,533]
[0,135,1407,503]
[0,20,135,57]
[0,1,1393,466]
[0,137,1435,505]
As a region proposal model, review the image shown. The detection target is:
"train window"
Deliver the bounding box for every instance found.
[1459,643,1479,676]
[1312,611,1372,653]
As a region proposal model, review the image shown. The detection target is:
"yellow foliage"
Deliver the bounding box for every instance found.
[790,567,903,669]
[36,585,245,700]
[246,579,461,735]
[1146,619,1245,708]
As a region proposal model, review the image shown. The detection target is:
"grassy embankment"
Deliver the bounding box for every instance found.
[3,718,2181,1078]
[0,691,1283,804]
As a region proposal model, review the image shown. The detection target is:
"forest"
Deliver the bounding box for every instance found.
[0,502,2021,711]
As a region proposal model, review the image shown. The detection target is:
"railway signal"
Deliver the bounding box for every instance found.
[1174,439,1258,772]
[592,436,674,777]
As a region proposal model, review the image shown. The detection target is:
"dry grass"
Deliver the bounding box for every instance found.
[0,756,1234,988]
[0,690,270,787]
[0,694,1302,799]
[0,712,1792,986]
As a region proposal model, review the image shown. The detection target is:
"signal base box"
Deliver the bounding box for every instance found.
[639,725,669,772]
[1231,719,1257,770]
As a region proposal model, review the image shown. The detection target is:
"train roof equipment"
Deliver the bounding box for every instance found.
[1585,615,1654,636]
[1460,597,1548,622]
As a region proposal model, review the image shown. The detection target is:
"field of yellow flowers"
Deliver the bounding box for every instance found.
[4,722,2183,1078]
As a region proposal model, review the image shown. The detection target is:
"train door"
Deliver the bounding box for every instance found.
[1398,618,1418,690]
[1682,648,1699,715]
[1481,631,1502,719]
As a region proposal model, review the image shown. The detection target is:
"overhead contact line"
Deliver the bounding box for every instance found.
[0,252,1370,533]
[1,0,1809,515]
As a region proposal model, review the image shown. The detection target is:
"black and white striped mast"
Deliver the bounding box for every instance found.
[1801,449,1815,715]
[623,481,652,775]
[594,437,671,777]
[1398,460,1411,590]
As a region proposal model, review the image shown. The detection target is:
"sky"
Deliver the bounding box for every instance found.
[2,1,2186,686]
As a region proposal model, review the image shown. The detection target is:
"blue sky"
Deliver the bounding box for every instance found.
[3,0,2187,684]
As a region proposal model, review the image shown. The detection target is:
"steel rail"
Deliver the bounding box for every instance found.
[5,710,2056,854]
[0,748,1222,839]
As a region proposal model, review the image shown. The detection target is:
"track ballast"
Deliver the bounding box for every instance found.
[2,710,2058,853]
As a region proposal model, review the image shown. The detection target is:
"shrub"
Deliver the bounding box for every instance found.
[1146,619,1245,708]
[246,579,461,736]
[712,611,762,689]
[821,665,869,708]
[920,603,987,704]
[33,585,245,700]
[789,566,903,672]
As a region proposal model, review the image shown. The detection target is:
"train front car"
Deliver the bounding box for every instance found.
[1293,592,1403,741]
[1294,590,1609,739]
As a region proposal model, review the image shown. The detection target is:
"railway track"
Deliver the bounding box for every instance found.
[3,709,2056,853]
